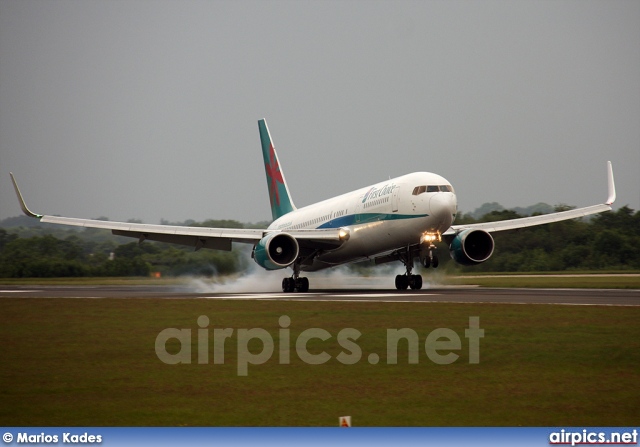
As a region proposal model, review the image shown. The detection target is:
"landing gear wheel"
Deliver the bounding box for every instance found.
[424,244,440,269]
[283,259,312,293]
[395,274,409,290]
[283,276,309,293]
[409,274,423,290]
[295,277,309,293]
[282,277,295,293]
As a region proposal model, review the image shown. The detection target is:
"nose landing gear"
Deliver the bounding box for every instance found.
[423,248,439,268]
[420,232,440,269]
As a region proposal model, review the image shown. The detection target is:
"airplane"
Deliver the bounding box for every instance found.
[10,119,616,292]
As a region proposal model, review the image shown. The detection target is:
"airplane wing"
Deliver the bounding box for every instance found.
[9,173,345,251]
[443,161,616,236]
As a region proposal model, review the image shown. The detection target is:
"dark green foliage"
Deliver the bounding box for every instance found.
[0,235,90,277]
[0,220,244,278]
[0,229,18,251]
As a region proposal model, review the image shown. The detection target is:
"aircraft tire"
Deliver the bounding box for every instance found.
[409,274,423,290]
[282,277,295,293]
[296,277,310,293]
[395,275,409,290]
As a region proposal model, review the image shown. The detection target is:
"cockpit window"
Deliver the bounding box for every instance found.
[412,185,427,195]
[412,185,454,195]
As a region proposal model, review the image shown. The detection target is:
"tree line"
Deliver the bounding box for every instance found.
[0,219,252,278]
[0,206,638,278]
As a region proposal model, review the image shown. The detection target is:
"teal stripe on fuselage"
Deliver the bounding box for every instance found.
[316,213,429,229]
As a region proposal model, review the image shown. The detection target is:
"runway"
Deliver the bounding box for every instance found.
[0,285,638,306]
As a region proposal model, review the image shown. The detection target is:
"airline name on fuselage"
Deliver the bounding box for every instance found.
[362,184,396,203]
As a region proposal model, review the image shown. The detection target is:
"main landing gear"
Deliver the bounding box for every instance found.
[282,276,309,293]
[395,246,423,290]
[394,243,439,290]
[395,272,422,290]
[282,262,309,293]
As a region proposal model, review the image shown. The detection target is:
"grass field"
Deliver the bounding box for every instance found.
[1,297,638,426]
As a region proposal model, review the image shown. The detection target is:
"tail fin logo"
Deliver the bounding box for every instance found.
[259,118,295,220]
[265,144,285,206]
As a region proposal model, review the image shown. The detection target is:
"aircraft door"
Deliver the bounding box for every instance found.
[391,185,400,212]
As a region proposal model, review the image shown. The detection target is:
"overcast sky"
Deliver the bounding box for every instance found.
[1,0,638,225]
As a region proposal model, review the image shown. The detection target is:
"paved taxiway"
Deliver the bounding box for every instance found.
[0,285,638,306]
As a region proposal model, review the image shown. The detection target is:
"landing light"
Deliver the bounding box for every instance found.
[421,232,441,244]
[339,228,350,241]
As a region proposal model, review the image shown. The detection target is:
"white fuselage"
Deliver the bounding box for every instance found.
[268,172,458,271]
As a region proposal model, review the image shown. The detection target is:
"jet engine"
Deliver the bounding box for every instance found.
[253,233,299,270]
[449,229,495,266]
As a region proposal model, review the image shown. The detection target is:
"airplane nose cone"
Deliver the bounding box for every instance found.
[429,193,457,228]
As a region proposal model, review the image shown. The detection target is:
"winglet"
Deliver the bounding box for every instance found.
[9,172,43,219]
[605,161,616,205]
[258,119,296,220]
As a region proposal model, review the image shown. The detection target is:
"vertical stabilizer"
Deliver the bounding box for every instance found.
[258,119,296,220]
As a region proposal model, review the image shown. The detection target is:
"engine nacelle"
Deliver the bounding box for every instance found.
[449,229,495,266]
[253,233,299,270]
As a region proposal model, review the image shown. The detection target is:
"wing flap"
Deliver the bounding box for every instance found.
[112,229,232,251]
